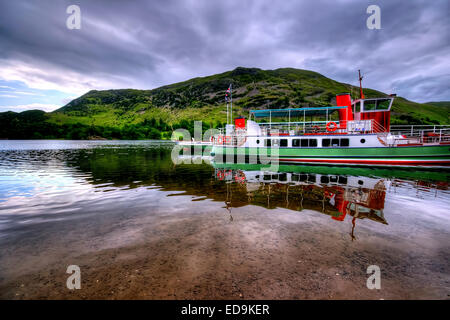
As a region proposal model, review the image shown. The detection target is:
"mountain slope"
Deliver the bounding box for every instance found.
[1,67,448,139]
[53,67,448,125]
[426,101,450,109]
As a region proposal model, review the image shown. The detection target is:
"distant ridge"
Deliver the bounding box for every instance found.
[425,101,450,109]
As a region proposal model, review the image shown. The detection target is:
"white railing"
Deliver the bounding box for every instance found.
[178,140,212,145]
[212,132,247,146]
[213,120,386,146]
[389,125,450,144]
[256,119,386,135]
[213,123,450,146]
[390,125,450,135]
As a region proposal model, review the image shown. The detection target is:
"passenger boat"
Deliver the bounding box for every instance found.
[211,77,450,167]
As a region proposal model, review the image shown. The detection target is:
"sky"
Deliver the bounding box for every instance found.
[0,0,449,112]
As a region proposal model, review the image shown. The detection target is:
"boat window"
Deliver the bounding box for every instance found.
[272,139,280,147]
[292,174,300,182]
[301,139,309,147]
[279,173,287,181]
[363,100,377,111]
[263,174,271,180]
[340,138,349,147]
[320,176,329,184]
[298,139,318,147]
[256,139,260,144]
[376,99,391,110]
[330,176,338,183]
[299,174,308,182]
[292,139,300,147]
[322,138,348,147]
[271,174,279,180]
[338,176,348,184]
[352,101,361,113]
[307,174,316,183]
[280,139,288,147]
[265,139,271,147]
[362,98,392,111]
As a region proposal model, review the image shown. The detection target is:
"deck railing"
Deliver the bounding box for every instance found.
[255,119,386,135]
[390,125,450,135]
[389,125,450,144]
[213,123,450,146]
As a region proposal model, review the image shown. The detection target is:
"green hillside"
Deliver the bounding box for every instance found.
[1,67,448,139]
[426,101,450,109]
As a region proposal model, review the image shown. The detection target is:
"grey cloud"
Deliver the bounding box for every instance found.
[0,0,448,101]
[393,74,450,103]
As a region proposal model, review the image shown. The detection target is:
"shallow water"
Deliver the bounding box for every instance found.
[0,140,449,299]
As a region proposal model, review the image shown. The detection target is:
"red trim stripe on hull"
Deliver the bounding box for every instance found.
[280,158,450,166]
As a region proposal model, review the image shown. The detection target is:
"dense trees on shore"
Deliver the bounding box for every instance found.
[0,110,223,140]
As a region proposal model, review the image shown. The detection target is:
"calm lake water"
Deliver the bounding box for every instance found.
[0,140,449,299]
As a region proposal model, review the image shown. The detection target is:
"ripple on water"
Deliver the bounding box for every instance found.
[0,140,449,299]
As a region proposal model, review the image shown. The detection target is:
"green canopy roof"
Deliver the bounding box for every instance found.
[250,106,346,118]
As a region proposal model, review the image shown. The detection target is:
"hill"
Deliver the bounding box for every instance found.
[1,67,448,139]
[426,101,450,109]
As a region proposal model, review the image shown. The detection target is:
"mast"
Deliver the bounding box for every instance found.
[225,86,229,124]
[226,99,229,124]
[225,84,232,125]
[358,70,365,99]
[230,83,233,124]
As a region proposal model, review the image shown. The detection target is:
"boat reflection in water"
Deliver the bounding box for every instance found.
[212,162,449,240]
[1,142,450,299]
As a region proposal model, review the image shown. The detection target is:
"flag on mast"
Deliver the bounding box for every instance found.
[225,86,231,101]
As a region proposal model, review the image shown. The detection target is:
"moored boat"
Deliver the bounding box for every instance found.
[211,76,450,167]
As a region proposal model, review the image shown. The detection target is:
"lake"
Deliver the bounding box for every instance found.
[0,140,449,299]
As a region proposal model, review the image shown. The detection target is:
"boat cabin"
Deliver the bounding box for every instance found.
[213,92,449,148]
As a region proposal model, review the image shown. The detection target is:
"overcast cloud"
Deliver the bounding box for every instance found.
[0,0,449,111]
